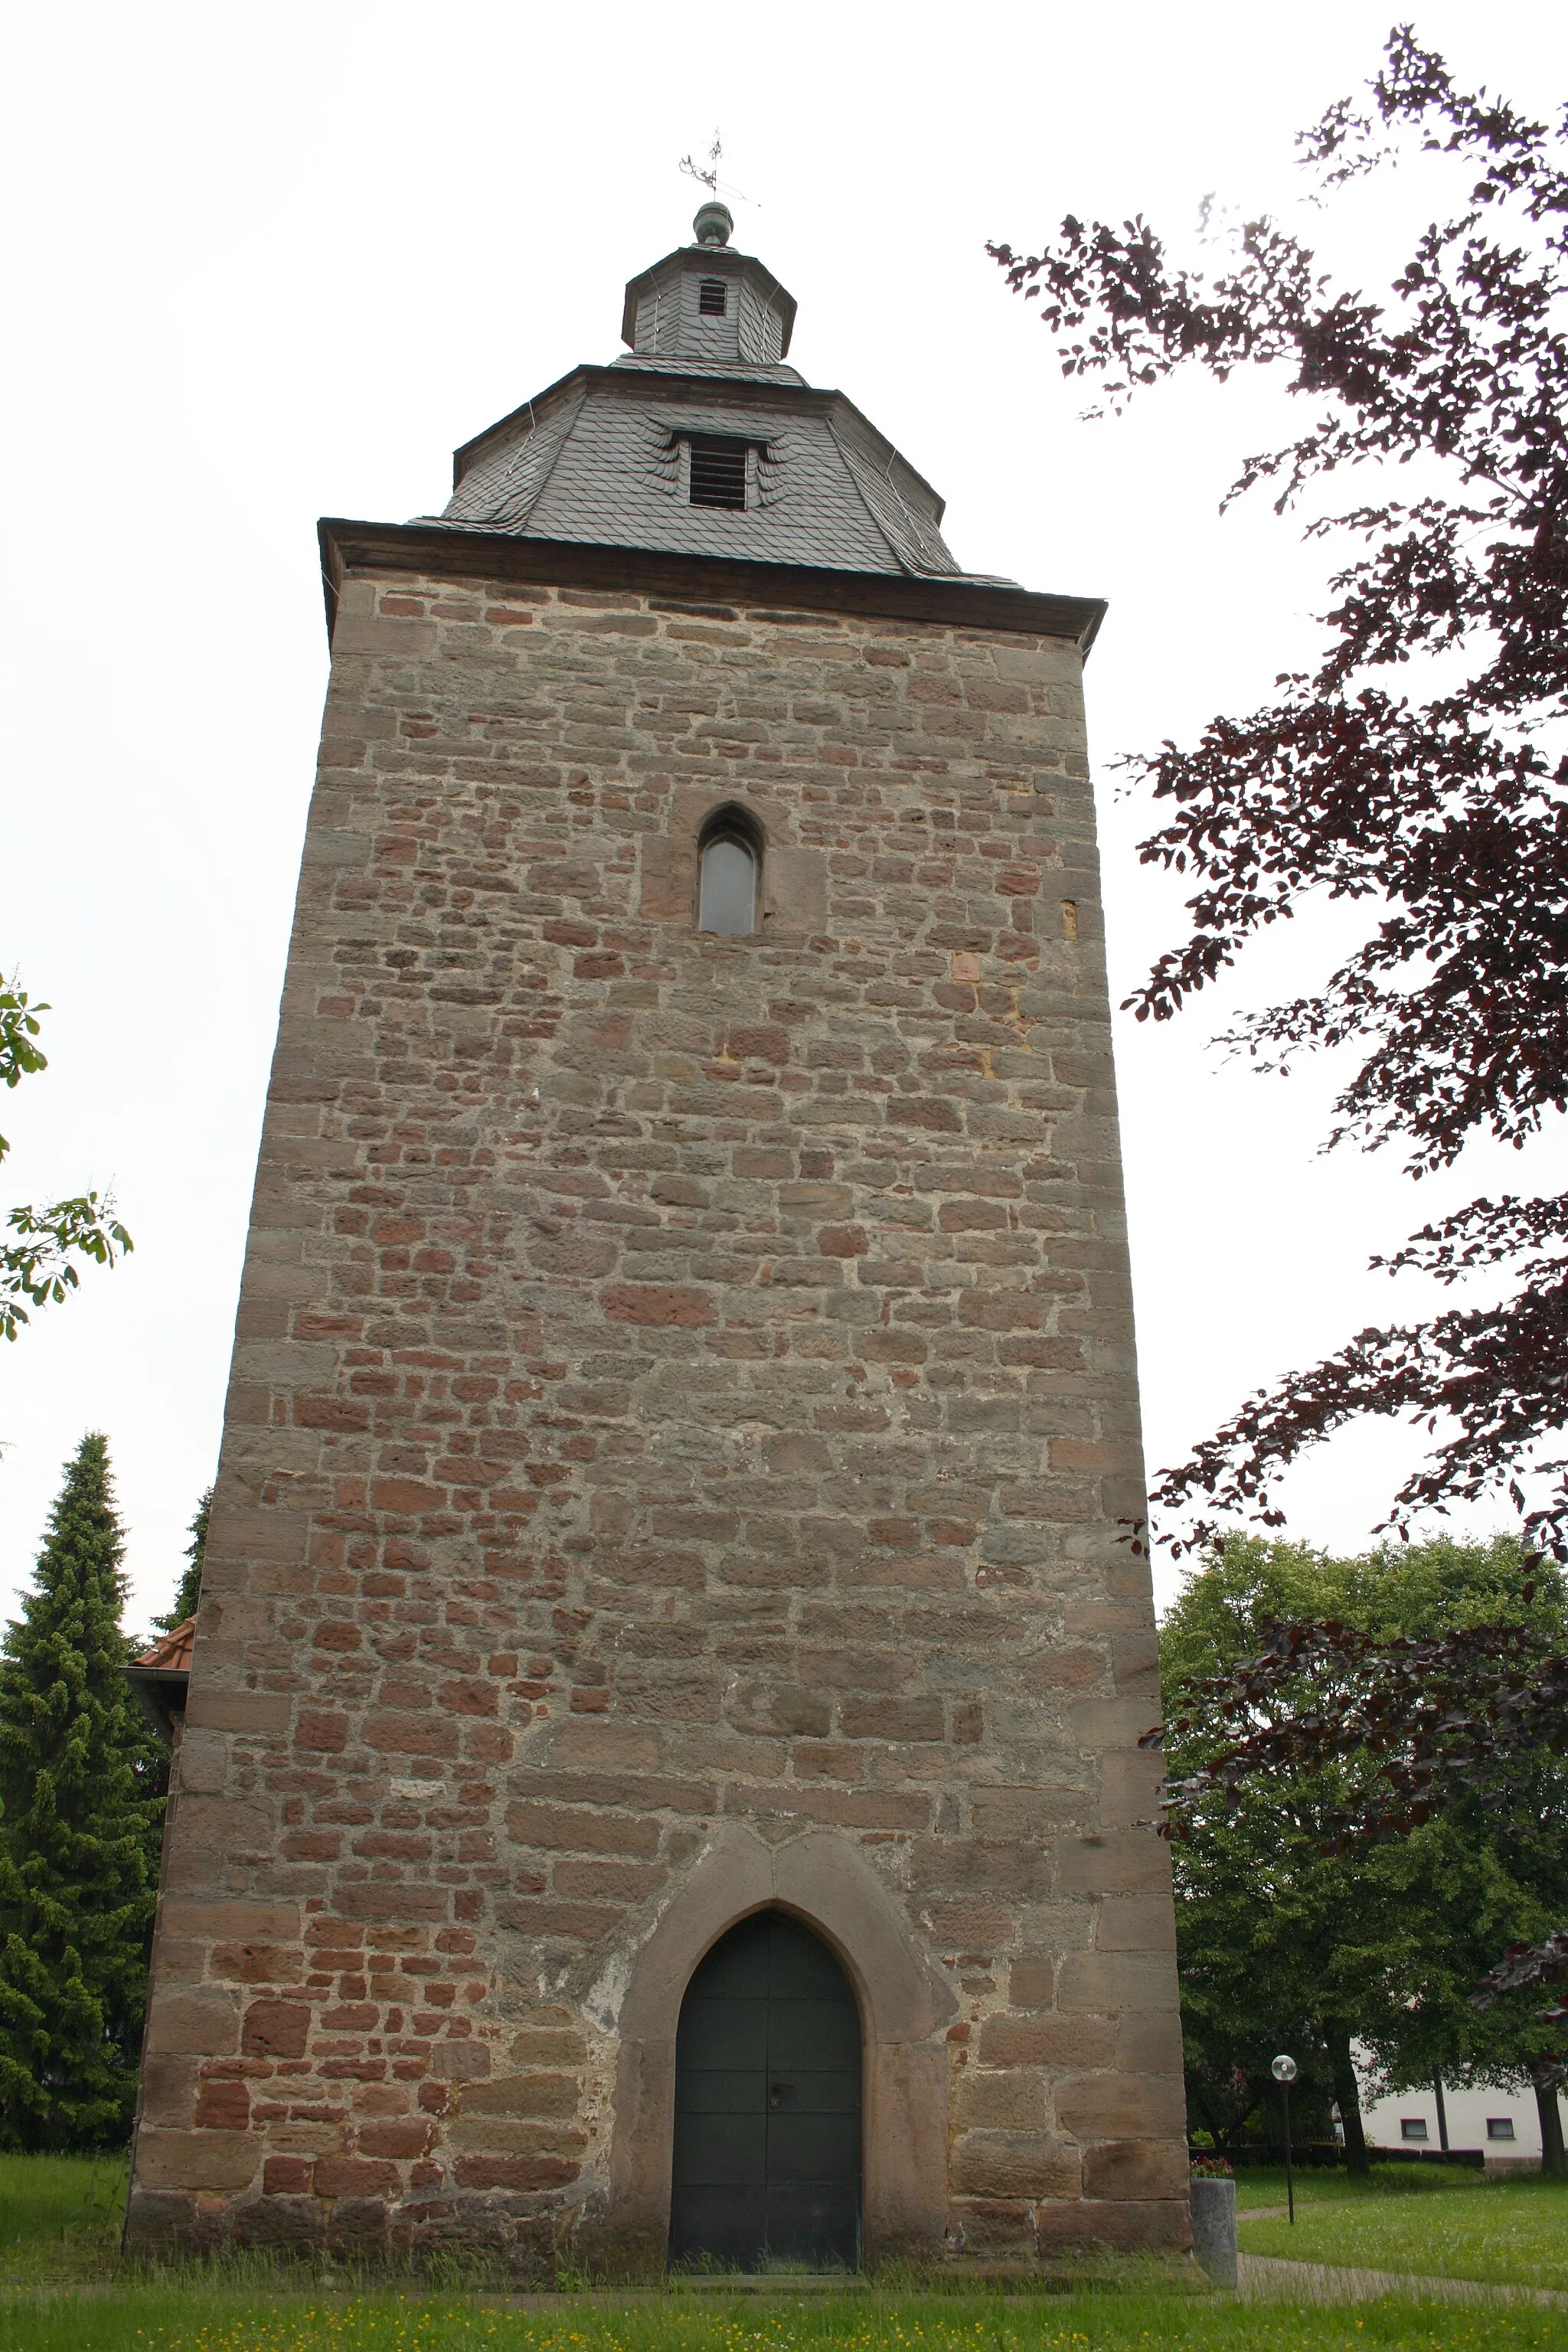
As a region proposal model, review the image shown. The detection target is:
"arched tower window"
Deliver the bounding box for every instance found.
[697,810,760,936]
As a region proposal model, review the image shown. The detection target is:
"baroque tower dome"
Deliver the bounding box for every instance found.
[431,206,999,581]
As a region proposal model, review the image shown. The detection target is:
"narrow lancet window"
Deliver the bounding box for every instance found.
[698,822,759,935]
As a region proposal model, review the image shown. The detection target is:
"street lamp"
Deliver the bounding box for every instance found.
[1272,2053,1298,2223]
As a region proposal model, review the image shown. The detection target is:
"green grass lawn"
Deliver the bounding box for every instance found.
[1,2153,1564,2352]
[1236,2164,1568,2288]
[2,2293,1567,2352]
[0,2151,129,2285]
[1234,2166,1487,2213]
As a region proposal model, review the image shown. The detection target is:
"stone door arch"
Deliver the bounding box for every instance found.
[591,1824,956,2271]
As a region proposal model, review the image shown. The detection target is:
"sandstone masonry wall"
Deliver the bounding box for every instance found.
[126,564,1187,2272]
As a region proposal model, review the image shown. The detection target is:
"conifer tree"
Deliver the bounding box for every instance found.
[0,1434,162,2148]
[154,1483,211,1633]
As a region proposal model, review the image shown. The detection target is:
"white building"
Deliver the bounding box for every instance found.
[1357,2056,1553,2171]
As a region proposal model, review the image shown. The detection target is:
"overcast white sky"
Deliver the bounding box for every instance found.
[3,1,1565,1632]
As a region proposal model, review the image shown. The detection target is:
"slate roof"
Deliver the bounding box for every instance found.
[426,213,1007,584]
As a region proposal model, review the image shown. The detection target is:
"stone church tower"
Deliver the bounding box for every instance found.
[126,204,1187,2272]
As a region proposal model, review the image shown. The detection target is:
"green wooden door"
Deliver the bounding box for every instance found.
[669,1910,862,2271]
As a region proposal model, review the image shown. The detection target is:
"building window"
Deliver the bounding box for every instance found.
[1488,2118,1516,2141]
[1400,2118,1429,2142]
[688,436,750,510]
[698,278,727,317]
[697,812,760,935]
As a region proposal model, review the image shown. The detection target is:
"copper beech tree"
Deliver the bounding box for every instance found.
[995,26,1568,1557]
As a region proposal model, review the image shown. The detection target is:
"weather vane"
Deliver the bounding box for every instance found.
[678,133,758,211]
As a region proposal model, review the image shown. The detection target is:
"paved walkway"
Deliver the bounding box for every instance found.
[1240,2252,1568,2308]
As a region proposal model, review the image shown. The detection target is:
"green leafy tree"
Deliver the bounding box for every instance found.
[1475,1935,1568,2174]
[1161,1536,1568,2170]
[2,973,130,1341]
[1168,1814,1365,2162]
[0,1435,163,2148]
[1165,1555,1415,2172]
[154,1485,212,1633]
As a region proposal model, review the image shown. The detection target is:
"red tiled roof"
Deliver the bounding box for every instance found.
[134,1618,195,1673]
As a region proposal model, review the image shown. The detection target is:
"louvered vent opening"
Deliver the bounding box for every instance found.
[698,278,728,317]
[688,436,749,510]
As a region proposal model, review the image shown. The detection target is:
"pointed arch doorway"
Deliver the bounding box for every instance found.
[669,1909,863,2272]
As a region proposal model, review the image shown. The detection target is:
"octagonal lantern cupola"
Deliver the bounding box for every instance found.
[621,201,798,368]
[434,200,998,580]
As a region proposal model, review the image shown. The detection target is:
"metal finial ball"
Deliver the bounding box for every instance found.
[694,201,733,247]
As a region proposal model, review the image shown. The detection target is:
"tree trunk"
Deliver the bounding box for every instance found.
[1323,2020,1370,2177]
[1534,2069,1566,2179]
[1432,2070,1449,2153]
[1190,2084,1222,2152]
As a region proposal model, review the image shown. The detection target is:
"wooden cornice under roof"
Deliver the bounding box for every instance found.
[124,1617,196,1743]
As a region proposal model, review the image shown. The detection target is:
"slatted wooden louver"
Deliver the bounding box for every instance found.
[698,278,728,316]
[688,436,749,510]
